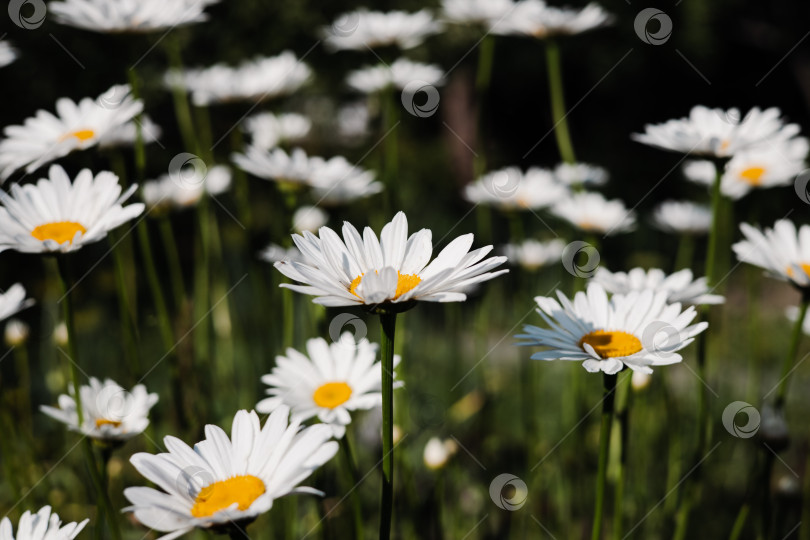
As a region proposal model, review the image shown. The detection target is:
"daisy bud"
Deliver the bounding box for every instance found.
[53,322,69,347]
[631,371,652,391]
[4,319,30,347]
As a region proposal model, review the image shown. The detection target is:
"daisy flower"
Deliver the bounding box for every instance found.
[0,41,17,68]
[0,284,34,323]
[142,165,231,213]
[593,267,724,305]
[551,191,635,234]
[292,206,328,233]
[259,244,303,265]
[423,437,458,470]
[632,105,801,158]
[243,113,311,150]
[324,9,442,51]
[5,319,30,347]
[166,52,312,106]
[347,58,445,94]
[682,137,809,200]
[123,407,338,539]
[517,283,708,374]
[493,1,613,38]
[0,506,88,540]
[0,85,143,180]
[441,0,517,29]
[651,200,711,235]
[98,116,162,149]
[732,219,810,289]
[309,161,382,206]
[502,239,565,271]
[553,162,608,187]
[463,167,568,211]
[257,333,401,438]
[41,377,158,442]
[0,165,144,253]
[49,0,220,33]
[275,211,508,308]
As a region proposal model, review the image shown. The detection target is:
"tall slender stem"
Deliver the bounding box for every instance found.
[341,435,365,540]
[674,234,695,272]
[545,39,576,164]
[704,161,725,286]
[774,293,809,410]
[591,372,617,540]
[165,37,200,155]
[379,311,398,540]
[613,371,632,540]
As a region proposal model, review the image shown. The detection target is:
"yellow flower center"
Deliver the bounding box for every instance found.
[312,382,353,409]
[739,166,765,186]
[349,271,422,300]
[578,330,643,358]
[30,221,87,244]
[190,475,266,518]
[577,220,598,232]
[60,129,96,142]
[786,263,810,279]
[95,418,122,429]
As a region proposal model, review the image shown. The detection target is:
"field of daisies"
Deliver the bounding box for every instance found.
[2,0,810,539]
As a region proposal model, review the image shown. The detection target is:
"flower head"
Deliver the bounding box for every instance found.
[50,0,220,32]
[651,200,711,235]
[493,1,613,38]
[0,41,18,68]
[517,283,707,373]
[275,211,507,308]
[733,219,810,289]
[551,191,635,234]
[243,113,311,150]
[142,165,231,213]
[292,206,329,233]
[593,267,724,305]
[124,408,338,539]
[0,165,144,253]
[441,0,517,29]
[98,116,162,149]
[553,162,608,187]
[0,284,34,323]
[502,239,565,271]
[0,506,88,540]
[347,58,445,94]
[464,167,568,210]
[324,9,441,51]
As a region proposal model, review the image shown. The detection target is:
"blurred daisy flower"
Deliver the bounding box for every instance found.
[441,0,516,29]
[41,377,158,443]
[633,105,801,159]
[517,283,707,374]
[651,200,711,235]
[324,9,442,51]
[98,116,162,149]
[682,137,809,200]
[464,167,568,211]
[423,437,458,470]
[292,206,328,233]
[593,267,724,305]
[553,162,608,187]
[502,239,565,271]
[243,113,311,150]
[275,211,507,307]
[337,101,371,142]
[124,408,338,539]
[142,165,231,213]
[733,219,810,289]
[166,52,311,106]
[0,506,88,540]
[347,58,445,94]
[50,0,220,32]
[0,85,142,180]
[0,284,34,323]
[0,41,17,68]
[259,244,303,265]
[257,333,401,438]
[0,165,144,253]
[551,191,635,234]
[4,319,30,347]
[493,1,613,38]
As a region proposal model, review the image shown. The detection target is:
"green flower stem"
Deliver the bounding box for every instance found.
[381,86,400,211]
[109,232,141,374]
[774,292,809,410]
[728,503,750,540]
[591,372,617,540]
[508,212,524,244]
[474,35,496,178]
[340,435,365,540]
[704,160,726,286]
[379,311,398,540]
[674,234,695,271]
[612,371,632,540]
[193,105,215,164]
[545,39,576,165]
[164,37,200,155]
[158,217,187,311]
[126,68,146,182]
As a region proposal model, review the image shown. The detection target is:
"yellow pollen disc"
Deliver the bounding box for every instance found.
[60,129,96,142]
[348,271,422,300]
[31,221,87,244]
[312,382,353,409]
[190,475,266,518]
[786,263,810,279]
[739,166,765,185]
[578,330,643,359]
[578,221,597,231]
[95,418,122,429]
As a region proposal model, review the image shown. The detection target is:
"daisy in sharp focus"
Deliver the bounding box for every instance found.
[0,283,34,323]
[142,165,231,214]
[593,267,724,305]
[41,377,158,443]
[502,238,565,271]
[517,283,708,374]
[463,166,568,211]
[492,0,613,38]
[651,200,711,235]
[243,113,311,150]
[257,333,401,438]
[124,407,338,539]
[0,165,144,253]
[166,52,312,106]
[441,0,516,29]
[0,85,143,180]
[551,191,635,235]
[347,58,445,94]
[632,105,801,158]
[324,9,442,51]
[732,219,810,289]
[49,0,220,32]
[0,41,17,68]
[0,506,88,540]
[275,211,508,308]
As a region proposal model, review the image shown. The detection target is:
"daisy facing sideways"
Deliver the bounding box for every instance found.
[0,283,34,323]
[551,191,635,235]
[463,166,568,211]
[0,506,88,540]
[49,0,220,33]
[257,333,401,438]
[124,407,338,539]
[502,238,565,271]
[41,377,158,443]
[593,267,724,306]
[651,200,711,235]
[0,165,144,253]
[733,219,810,289]
[517,283,708,374]
[347,58,445,94]
[0,85,142,180]
[493,0,613,38]
[274,211,508,308]
[324,9,441,51]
